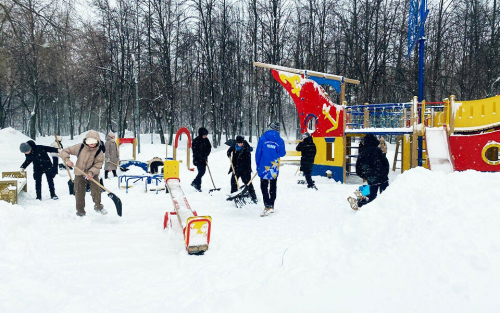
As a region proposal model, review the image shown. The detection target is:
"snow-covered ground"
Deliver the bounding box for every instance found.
[1,127,499,312]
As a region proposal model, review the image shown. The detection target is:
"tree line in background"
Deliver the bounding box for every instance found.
[1,0,499,146]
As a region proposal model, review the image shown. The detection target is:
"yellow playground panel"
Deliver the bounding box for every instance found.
[163,160,179,180]
[453,95,500,132]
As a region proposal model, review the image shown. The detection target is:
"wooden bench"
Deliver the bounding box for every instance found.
[0,171,27,204]
[280,140,302,164]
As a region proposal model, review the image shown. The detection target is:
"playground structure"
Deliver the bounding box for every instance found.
[0,171,27,204]
[254,62,500,181]
[117,137,137,160]
[168,127,194,171]
[162,160,212,254]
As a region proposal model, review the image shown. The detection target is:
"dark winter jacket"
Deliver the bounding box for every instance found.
[227,140,253,177]
[255,130,286,179]
[192,127,212,166]
[355,134,389,185]
[21,140,59,178]
[296,136,317,174]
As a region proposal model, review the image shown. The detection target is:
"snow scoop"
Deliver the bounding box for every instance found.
[226,171,258,207]
[73,166,122,217]
[109,161,128,172]
[206,161,221,194]
[54,134,74,195]
[229,156,240,189]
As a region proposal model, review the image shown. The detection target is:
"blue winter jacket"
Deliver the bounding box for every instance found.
[255,130,286,179]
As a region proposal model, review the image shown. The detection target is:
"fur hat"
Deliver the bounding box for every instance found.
[236,135,244,143]
[20,142,32,153]
[268,121,280,132]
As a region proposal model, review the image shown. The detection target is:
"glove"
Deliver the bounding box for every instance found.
[20,168,25,174]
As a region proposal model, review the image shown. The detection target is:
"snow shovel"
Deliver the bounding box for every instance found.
[229,157,240,189]
[109,161,128,172]
[73,166,123,217]
[54,134,74,195]
[206,161,221,194]
[226,172,258,207]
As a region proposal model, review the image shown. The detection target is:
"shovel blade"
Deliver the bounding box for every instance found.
[107,192,122,216]
[68,180,75,195]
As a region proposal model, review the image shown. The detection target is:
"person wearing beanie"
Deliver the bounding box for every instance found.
[191,127,212,192]
[227,135,257,203]
[104,131,119,179]
[296,132,317,189]
[255,121,286,216]
[60,130,107,216]
[352,133,390,210]
[20,140,60,200]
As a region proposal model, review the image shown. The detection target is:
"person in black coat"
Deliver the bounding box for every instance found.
[20,140,60,200]
[355,133,390,207]
[296,132,317,189]
[227,135,257,202]
[191,127,212,191]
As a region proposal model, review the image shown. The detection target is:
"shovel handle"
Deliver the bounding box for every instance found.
[228,156,240,189]
[54,134,74,182]
[206,161,218,189]
[73,166,113,194]
[109,160,126,170]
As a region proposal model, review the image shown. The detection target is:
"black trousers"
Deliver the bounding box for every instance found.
[231,171,256,199]
[304,172,314,186]
[105,170,117,178]
[358,181,389,208]
[193,163,206,186]
[35,171,55,199]
[260,178,277,208]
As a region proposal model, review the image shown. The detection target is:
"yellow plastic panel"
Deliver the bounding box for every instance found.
[454,95,500,131]
[313,136,344,167]
[163,160,179,180]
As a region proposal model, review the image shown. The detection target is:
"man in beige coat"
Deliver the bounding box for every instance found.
[60,130,106,216]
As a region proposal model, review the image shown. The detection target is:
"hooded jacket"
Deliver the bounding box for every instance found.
[20,140,59,177]
[104,132,119,171]
[355,134,389,185]
[60,130,104,177]
[191,127,212,166]
[296,136,317,174]
[255,129,286,179]
[227,140,253,177]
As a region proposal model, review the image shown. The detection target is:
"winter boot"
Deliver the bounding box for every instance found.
[260,205,274,217]
[94,205,108,215]
[307,184,318,190]
[347,197,359,211]
[76,211,86,217]
[191,181,201,192]
[51,193,59,200]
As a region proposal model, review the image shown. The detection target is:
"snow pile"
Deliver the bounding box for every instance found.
[1,129,500,312]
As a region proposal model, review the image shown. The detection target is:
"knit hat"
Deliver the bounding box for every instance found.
[303,132,311,138]
[86,137,98,145]
[198,127,209,136]
[236,135,244,143]
[268,121,280,132]
[108,131,116,138]
[20,142,32,153]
